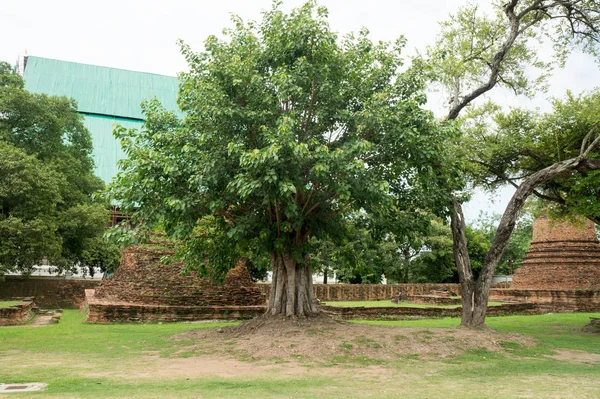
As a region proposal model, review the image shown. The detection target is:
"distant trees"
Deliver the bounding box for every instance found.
[310,211,531,285]
[0,62,119,278]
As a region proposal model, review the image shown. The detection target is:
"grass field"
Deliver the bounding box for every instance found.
[0,310,599,398]
[0,300,21,308]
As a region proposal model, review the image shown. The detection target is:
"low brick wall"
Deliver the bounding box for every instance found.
[321,303,542,320]
[490,288,600,312]
[0,298,35,326]
[257,284,461,302]
[0,278,99,309]
[84,290,265,323]
[405,295,462,305]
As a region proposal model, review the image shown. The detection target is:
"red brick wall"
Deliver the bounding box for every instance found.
[531,216,598,243]
[0,278,99,308]
[94,245,266,307]
[257,283,461,301]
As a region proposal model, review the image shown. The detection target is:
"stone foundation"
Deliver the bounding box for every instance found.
[405,295,462,305]
[84,289,265,323]
[321,303,542,320]
[0,298,35,326]
[489,288,600,312]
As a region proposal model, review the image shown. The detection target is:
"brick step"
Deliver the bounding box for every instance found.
[521,259,600,265]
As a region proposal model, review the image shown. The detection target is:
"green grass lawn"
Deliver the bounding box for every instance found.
[0,300,22,308]
[324,300,506,308]
[0,310,598,398]
[357,312,600,354]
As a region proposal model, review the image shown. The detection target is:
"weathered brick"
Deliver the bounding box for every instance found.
[512,216,600,289]
[256,283,461,301]
[0,299,35,326]
[0,279,99,308]
[93,242,266,307]
[85,241,267,323]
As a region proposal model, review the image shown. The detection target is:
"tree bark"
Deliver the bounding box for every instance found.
[266,252,318,317]
[402,248,411,284]
[450,198,478,327]
[452,155,600,327]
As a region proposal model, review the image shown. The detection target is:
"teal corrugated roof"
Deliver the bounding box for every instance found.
[83,115,143,184]
[21,56,181,185]
[23,56,180,120]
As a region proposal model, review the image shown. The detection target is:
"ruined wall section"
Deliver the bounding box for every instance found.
[93,243,266,307]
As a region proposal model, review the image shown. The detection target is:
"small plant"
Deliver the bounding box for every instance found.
[499,341,522,351]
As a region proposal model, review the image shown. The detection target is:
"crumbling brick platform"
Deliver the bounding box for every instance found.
[321,303,542,320]
[85,241,266,323]
[0,298,35,326]
[489,288,600,312]
[85,289,266,323]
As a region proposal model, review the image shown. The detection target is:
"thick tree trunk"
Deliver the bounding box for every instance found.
[266,252,318,317]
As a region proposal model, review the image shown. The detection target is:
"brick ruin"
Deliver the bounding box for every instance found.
[511,216,600,289]
[85,241,266,323]
[0,298,35,326]
[0,278,99,308]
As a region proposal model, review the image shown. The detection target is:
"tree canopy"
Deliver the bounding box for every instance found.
[466,90,600,224]
[108,1,456,317]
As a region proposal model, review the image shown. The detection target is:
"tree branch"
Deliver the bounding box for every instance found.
[580,120,600,157]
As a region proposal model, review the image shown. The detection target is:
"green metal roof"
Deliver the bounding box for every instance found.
[83,115,143,183]
[23,56,180,120]
[22,56,181,184]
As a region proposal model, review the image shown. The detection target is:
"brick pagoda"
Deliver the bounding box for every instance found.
[511,216,600,289]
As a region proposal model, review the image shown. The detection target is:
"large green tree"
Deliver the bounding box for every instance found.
[108,1,455,317]
[426,0,600,327]
[0,62,119,277]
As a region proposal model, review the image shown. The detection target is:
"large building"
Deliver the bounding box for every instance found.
[21,56,180,185]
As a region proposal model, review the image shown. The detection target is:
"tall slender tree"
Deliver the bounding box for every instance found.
[426,0,600,327]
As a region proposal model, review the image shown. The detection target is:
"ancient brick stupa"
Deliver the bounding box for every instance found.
[85,240,266,322]
[511,216,600,289]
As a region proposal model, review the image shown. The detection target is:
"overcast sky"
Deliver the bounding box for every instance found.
[1,0,598,222]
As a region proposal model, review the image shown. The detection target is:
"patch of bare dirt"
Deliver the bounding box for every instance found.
[82,354,398,380]
[550,349,600,364]
[174,313,535,363]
